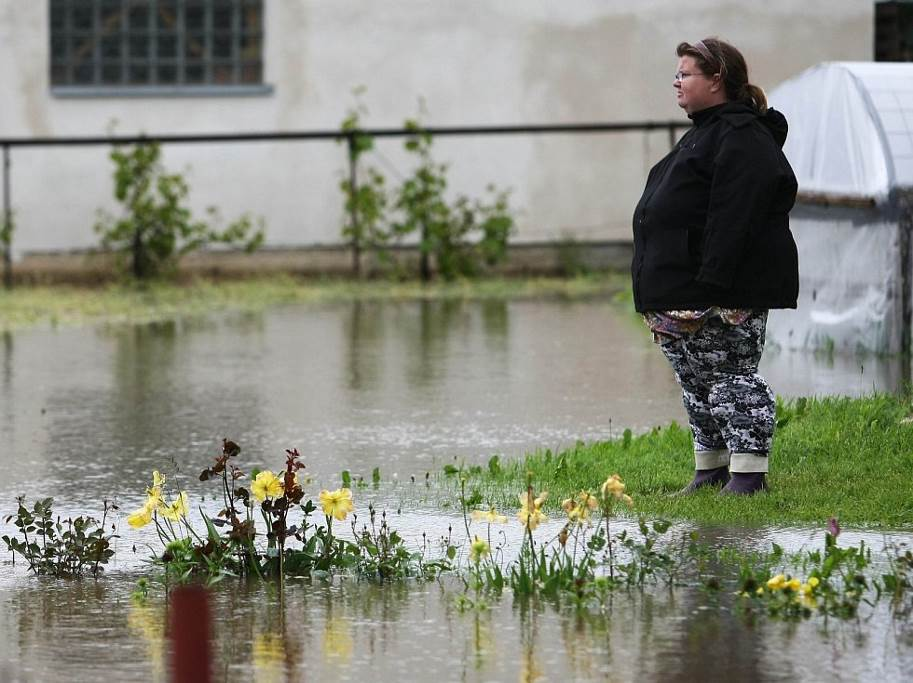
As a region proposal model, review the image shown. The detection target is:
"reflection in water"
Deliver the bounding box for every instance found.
[0,300,911,681]
[252,631,287,683]
[408,299,463,390]
[127,601,166,683]
[2,330,11,389]
[0,568,909,682]
[322,614,354,663]
[345,300,385,392]
[110,321,180,456]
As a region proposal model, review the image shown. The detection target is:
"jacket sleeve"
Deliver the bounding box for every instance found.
[696,125,776,289]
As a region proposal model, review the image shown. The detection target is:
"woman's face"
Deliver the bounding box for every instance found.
[674,55,723,114]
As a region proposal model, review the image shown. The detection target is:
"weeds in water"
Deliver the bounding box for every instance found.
[5,439,913,628]
[2,497,117,577]
[119,440,452,586]
[733,518,911,621]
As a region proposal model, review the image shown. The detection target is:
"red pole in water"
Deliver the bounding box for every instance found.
[168,584,212,683]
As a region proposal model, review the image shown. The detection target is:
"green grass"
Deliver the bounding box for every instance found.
[456,395,913,529]
[0,273,627,331]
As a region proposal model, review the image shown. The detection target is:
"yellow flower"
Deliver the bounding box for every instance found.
[127,489,167,528]
[162,491,189,521]
[563,495,592,525]
[517,489,548,530]
[470,506,508,524]
[470,536,490,563]
[599,474,634,507]
[127,506,154,528]
[577,490,599,511]
[251,470,284,502]
[756,587,765,596]
[146,471,166,502]
[766,574,786,591]
[796,593,818,610]
[787,578,801,592]
[599,474,625,498]
[319,488,354,521]
[807,576,820,589]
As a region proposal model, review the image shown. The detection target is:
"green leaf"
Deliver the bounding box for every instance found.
[201,511,221,544]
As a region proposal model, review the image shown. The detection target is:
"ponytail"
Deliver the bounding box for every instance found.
[741,83,768,113]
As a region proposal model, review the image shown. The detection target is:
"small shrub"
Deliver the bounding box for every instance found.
[95,142,263,279]
[393,117,514,280]
[337,100,517,281]
[3,497,117,578]
[338,101,391,273]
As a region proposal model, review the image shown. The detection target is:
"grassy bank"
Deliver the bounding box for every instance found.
[0,273,626,331]
[456,395,913,528]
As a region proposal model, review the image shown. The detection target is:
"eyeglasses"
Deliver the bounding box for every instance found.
[674,71,705,82]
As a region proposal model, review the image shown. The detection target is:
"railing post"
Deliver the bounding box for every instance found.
[347,132,361,278]
[668,124,677,150]
[2,144,12,289]
[899,191,912,361]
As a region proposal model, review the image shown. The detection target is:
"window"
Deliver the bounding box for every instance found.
[49,0,267,95]
[875,1,913,62]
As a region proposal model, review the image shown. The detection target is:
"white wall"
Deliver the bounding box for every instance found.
[0,1,872,257]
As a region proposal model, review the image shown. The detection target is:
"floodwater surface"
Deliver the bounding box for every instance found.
[0,299,910,682]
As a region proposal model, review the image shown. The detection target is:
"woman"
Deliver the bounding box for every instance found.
[631,38,799,495]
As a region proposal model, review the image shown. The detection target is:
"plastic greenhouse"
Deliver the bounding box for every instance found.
[766,61,913,355]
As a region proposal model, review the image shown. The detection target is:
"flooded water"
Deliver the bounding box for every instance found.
[0,299,911,681]
[1,572,910,683]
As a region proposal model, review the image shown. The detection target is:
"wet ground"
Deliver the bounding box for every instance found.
[0,299,910,681]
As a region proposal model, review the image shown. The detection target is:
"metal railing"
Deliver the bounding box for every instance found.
[0,120,690,288]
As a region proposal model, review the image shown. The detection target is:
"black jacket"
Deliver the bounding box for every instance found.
[631,101,799,312]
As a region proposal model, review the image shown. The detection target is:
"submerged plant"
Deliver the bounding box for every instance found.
[3,497,117,578]
[734,519,888,621]
[9,439,912,630]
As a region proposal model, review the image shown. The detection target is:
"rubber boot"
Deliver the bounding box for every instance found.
[720,472,768,496]
[673,466,730,496]
[722,453,769,496]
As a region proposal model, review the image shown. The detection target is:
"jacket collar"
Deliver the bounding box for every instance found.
[688,102,728,128]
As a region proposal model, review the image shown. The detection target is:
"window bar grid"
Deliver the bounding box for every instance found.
[92,0,102,85]
[231,0,240,85]
[176,0,185,86]
[204,2,213,85]
[119,1,129,85]
[148,0,157,85]
[50,0,266,91]
[64,1,74,85]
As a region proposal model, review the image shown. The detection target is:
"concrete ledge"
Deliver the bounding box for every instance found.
[11,241,634,284]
